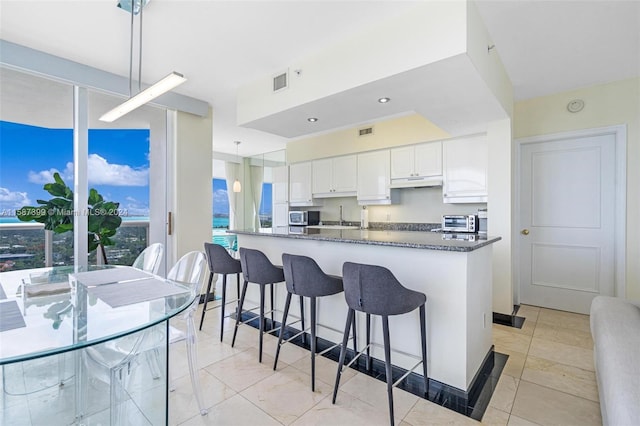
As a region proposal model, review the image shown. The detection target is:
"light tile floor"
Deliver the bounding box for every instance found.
[0,303,601,425]
[170,303,601,426]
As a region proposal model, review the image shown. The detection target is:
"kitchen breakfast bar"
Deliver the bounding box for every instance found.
[228,227,501,394]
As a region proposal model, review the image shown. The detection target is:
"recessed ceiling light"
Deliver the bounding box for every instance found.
[378,97,391,104]
[307,117,318,122]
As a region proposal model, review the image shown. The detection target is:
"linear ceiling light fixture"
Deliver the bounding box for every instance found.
[100,0,187,122]
[100,72,186,122]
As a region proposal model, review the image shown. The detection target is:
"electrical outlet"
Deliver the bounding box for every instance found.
[386,213,391,222]
[483,313,486,329]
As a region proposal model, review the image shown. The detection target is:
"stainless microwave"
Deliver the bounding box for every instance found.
[442,215,478,233]
[289,211,320,226]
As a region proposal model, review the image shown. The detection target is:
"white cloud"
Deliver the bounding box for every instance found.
[213,188,228,205]
[28,168,63,184]
[87,154,148,186]
[28,155,149,187]
[120,196,149,217]
[0,187,31,209]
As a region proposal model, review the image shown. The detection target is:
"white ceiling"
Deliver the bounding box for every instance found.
[1,0,638,156]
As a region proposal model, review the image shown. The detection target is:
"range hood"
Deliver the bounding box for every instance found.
[389,176,443,189]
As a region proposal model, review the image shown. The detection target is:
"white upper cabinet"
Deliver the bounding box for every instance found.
[414,142,443,177]
[442,135,488,203]
[272,165,289,228]
[312,155,357,197]
[390,146,414,179]
[357,150,397,205]
[390,141,442,188]
[289,162,314,206]
[272,165,288,204]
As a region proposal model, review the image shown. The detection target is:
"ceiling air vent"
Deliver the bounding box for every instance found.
[358,126,374,137]
[273,71,288,92]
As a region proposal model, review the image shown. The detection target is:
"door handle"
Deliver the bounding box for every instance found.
[521,229,529,235]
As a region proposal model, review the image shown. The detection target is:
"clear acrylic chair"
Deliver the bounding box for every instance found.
[165,251,208,416]
[132,242,164,275]
[82,251,209,423]
[131,242,164,378]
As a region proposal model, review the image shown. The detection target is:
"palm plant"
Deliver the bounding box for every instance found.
[16,172,122,264]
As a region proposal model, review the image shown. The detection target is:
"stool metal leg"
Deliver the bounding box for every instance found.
[219,274,228,341]
[198,272,215,331]
[310,296,317,392]
[332,308,354,404]
[270,283,275,329]
[382,315,394,426]
[366,313,371,371]
[231,280,248,348]
[273,292,292,371]
[300,295,306,345]
[259,284,266,363]
[235,273,240,315]
[351,312,357,354]
[420,304,428,397]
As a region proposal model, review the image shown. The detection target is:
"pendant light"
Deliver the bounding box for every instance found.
[100,0,187,122]
[233,141,242,193]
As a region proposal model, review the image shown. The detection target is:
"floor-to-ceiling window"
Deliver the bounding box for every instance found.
[0,68,74,271]
[88,89,166,270]
[0,67,168,272]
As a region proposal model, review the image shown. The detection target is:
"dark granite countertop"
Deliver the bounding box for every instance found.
[227,227,501,253]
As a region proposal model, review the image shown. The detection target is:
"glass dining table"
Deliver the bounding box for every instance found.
[0,265,196,425]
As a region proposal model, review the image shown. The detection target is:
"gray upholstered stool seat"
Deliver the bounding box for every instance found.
[200,242,243,341]
[232,247,287,362]
[333,262,428,426]
[275,254,357,391]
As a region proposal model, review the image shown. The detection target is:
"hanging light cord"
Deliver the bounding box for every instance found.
[128,0,134,97]
[127,0,144,97]
[138,1,143,93]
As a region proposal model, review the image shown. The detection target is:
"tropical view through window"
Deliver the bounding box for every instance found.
[0,120,150,271]
[212,177,272,230]
[1,120,276,271]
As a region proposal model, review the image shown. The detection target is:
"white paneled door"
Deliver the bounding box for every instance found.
[519,132,616,314]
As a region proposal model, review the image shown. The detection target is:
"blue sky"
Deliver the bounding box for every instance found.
[0,120,272,219]
[212,178,272,216]
[0,121,150,217]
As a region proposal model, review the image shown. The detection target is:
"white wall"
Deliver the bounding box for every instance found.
[237,2,468,125]
[465,1,513,116]
[487,118,513,315]
[173,109,213,262]
[287,113,449,163]
[514,77,640,301]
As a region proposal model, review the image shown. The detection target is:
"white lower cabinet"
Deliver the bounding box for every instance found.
[442,135,488,203]
[357,150,397,205]
[273,203,289,228]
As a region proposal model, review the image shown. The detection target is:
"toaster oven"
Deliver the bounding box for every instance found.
[442,215,478,233]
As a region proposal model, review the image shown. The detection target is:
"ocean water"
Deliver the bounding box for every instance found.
[0,216,151,224]
[213,216,229,228]
[0,217,21,224]
[1,215,232,228]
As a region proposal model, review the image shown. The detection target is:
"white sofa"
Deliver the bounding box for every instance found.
[590,296,640,426]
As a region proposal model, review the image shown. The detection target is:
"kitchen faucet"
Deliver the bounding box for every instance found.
[339,205,344,226]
